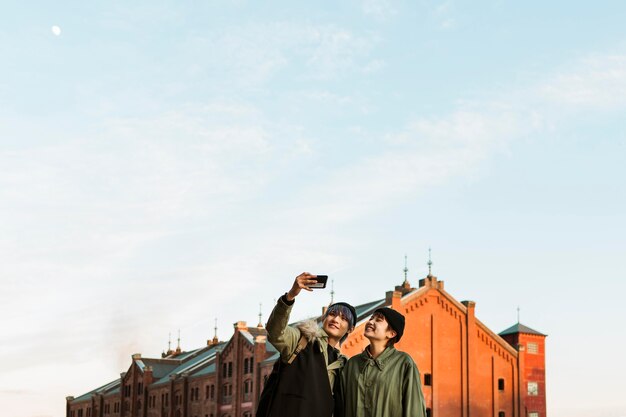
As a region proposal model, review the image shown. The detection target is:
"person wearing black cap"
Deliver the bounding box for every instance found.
[340,307,426,417]
[257,272,356,417]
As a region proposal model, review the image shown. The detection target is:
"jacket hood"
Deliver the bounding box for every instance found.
[296,320,324,343]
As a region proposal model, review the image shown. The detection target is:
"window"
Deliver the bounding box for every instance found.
[228,362,233,377]
[244,380,252,394]
[498,412,505,417]
[528,413,539,417]
[498,378,505,390]
[527,343,539,354]
[424,373,432,386]
[528,382,539,396]
[244,358,248,374]
[211,385,215,399]
[222,384,232,404]
[222,363,227,378]
[206,385,210,399]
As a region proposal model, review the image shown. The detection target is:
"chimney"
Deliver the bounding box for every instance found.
[385,290,402,310]
[234,321,248,332]
[419,274,443,289]
[144,366,154,385]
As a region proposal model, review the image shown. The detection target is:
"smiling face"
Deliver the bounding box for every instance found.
[322,309,352,341]
[364,312,397,344]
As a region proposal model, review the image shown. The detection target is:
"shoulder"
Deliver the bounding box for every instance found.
[295,320,322,343]
[392,349,417,366]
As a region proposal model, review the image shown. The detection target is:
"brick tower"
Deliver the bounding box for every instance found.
[499,323,547,417]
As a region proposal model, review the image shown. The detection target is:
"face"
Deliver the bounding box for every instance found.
[322,309,351,339]
[364,313,397,343]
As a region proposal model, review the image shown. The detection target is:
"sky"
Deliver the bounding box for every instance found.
[1,1,625,416]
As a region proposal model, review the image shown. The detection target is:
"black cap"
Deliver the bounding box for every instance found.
[329,302,357,327]
[373,307,405,342]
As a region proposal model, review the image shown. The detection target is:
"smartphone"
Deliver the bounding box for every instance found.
[310,275,328,289]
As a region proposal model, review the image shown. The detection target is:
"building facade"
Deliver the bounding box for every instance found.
[67,274,547,417]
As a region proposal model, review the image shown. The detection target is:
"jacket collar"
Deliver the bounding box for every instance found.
[361,345,396,370]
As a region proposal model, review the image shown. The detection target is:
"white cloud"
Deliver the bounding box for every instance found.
[433,1,457,30]
[361,0,398,19]
[539,54,626,108]
[180,22,382,85]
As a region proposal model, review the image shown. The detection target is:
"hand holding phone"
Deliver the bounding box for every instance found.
[309,275,328,289]
[287,273,329,301]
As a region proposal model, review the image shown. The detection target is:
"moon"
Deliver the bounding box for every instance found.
[51,25,61,36]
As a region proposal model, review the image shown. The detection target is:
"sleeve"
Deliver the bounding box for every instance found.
[266,294,301,362]
[402,356,427,417]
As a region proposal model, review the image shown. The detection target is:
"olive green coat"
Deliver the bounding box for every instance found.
[341,346,427,417]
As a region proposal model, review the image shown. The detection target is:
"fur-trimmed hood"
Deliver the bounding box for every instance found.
[296,320,324,343]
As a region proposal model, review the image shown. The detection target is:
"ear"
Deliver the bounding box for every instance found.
[386,328,397,341]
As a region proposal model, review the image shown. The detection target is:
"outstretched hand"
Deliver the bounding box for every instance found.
[286,272,318,301]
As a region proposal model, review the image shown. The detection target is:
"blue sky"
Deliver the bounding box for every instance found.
[1,1,625,416]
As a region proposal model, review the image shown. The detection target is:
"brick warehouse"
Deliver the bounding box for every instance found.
[66,273,547,417]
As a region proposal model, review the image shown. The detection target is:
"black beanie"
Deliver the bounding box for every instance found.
[374,307,405,342]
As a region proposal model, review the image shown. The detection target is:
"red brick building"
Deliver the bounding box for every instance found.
[341,274,547,417]
[67,273,546,417]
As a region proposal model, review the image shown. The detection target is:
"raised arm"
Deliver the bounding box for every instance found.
[266,272,318,362]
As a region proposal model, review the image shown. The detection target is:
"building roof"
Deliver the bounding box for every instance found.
[354,298,386,321]
[153,343,226,386]
[73,379,121,403]
[499,322,547,337]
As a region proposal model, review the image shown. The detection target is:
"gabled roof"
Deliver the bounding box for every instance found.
[138,358,182,379]
[153,343,226,386]
[499,322,546,337]
[73,379,121,403]
[354,298,386,321]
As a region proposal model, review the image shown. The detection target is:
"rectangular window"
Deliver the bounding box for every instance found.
[527,382,539,396]
[228,362,233,377]
[527,343,539,354]
[528,413,539,417]
[498,378,505,390]
[424,373,432,386]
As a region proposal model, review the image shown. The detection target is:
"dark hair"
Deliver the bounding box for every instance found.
[322,304,355,344]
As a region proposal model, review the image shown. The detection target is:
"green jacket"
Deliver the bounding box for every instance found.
[341,346,427,417]
[266,297,347,404]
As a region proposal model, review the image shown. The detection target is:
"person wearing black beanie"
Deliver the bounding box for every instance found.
[339,307,426,417]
